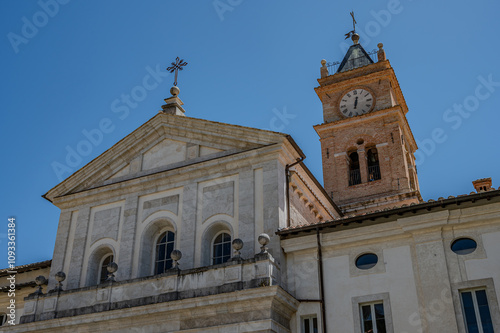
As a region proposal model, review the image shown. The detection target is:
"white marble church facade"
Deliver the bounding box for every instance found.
[10,91,339,332]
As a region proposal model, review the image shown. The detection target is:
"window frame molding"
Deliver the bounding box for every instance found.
[355,253,379,270]
[210,230,232,265]
[352,292,394,333]
[151,227,176,275]
[450,238,478,255]
[446,232,486,260]
[451,278,500,333]
[301,314,319,333]
[349,248,386,277]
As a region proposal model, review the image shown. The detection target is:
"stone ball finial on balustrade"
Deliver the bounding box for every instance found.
[258,233,270,254]
[34,275,47,295]
[171,249,182,269]
[54,271,66,291]
[232,238,244,259]
[106,262,118,282]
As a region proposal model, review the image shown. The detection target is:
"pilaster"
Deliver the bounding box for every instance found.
[116,194,139,280]
[67,206,91,289]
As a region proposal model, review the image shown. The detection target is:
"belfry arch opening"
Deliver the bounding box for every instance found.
[367,147,381,181]
[348,151,361,186]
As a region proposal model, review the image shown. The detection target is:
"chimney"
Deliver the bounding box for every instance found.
[472,178,492,193]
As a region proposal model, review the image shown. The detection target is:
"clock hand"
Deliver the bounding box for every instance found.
[354,96,358,109]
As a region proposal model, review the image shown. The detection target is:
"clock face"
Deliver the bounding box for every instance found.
[339,88,374,117]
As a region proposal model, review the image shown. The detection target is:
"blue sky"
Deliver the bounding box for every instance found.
[1,0,499,268]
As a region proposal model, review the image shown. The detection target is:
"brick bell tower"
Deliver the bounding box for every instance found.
[314,32,422,214]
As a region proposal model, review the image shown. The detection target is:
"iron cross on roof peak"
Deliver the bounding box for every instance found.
[167,57,188,86]
[344,11,358,41]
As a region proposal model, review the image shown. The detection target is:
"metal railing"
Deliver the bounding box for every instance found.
[368,165,381,182]
[326,50,378,75]
[349,169,361,186]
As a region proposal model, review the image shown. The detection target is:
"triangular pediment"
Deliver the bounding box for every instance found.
[45,113,288,202]
[106,138,225,180]
[337,43,374,73]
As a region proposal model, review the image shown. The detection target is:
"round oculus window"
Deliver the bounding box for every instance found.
[355,253,378,270]
[451,238,477,255]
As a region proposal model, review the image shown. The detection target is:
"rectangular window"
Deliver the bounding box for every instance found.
[360,302,387,333]
[302,315,318,333]
[460,289,494,333]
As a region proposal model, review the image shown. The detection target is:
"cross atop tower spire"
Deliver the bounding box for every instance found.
[344,11,359,44]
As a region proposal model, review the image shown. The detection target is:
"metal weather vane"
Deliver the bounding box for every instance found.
[344,11,357,39]
[167,57,188,86]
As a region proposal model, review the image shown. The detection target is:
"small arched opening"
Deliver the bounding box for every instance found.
[348,151,361,186]
[367,147,381,181]
[86,246,114,286]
